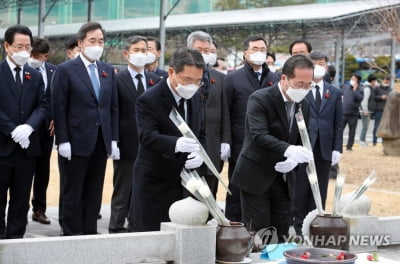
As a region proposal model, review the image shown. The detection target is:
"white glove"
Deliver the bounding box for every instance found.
[11,124,33,144]
[220,143,231,161]
[274,157,298,173]
[175,137,200,153]
[109,141,120,160]
[184,152,204,169]
[58,142,71,161]
[19,137,30,149]
[331,150,341,166]
[284,145,314,164]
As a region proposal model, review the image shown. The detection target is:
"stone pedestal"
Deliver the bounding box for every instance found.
[161,222,216,264]
[344,215,379,252]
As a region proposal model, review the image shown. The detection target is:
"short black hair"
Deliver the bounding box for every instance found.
[4,24,33,45]
[169,48,205,73]
[367,74,378,83]
[31,38,50,55]
[267,52,275,62]
[65,36,78,50]
[309,50,328,62]
[282,54,314,79]
[146,36,161,51]
[76,22,105,41]
[351,73,362,83]
[327,65,336,79]
[243,36,267,50]
[289,40,312,55]
[124,35,147,50]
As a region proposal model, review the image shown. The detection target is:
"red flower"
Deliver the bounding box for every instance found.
[24,72,31,80]
[210,78,216,84]
[336,252,345,260]
[101,71,108,77]
[149,79,155,86]
[268,81,273,86]
[324,90,331,98]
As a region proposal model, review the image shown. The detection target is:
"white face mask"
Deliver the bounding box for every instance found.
[269,65,276,73]
[83,46,103,61]
[202,53,217,66]
[313,65,326,80]
[27,58,43,69]
[145,52,156,64]
[174,75,199,99]
[12,50,30,66]
[286,87,310,103]
[129,52,147,67]
[249,52,266,66]
[349,80,357,86]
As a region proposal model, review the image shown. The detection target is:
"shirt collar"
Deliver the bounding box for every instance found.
[312,80,324,90]
[167,77,182,104]
[278,82,290,102]
[6,56,20,72]
[79,54,97,68]
[127,67,145,79]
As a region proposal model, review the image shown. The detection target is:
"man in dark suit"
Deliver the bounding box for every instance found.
[293,51,343,235]
[231,55,314,242]
[0,25,47,239]
[27,38,57,225]
[223,35,280,221]
[130,48,205,232]
[109,36,160,233]
[52,22,119,236]
[145,37,168,79]
[186,31,229,197]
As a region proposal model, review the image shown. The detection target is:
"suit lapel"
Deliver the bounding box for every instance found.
[120,69,137,98]
[1,61,20,101]
[306,91,318,112]
[272,85,290,137]
[73,58,97,100]
[320,83,329,112]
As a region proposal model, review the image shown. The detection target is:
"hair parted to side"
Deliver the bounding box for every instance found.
[32,38,50,54]
[187,31,212,48]
[4,24,33,45]
[289,40,312,55]
[124,36,147,50]
[243,35,267,50]
[76,22,105,41]
[282,54,314,79]
[169,48,205,73]
[146,37,161,51]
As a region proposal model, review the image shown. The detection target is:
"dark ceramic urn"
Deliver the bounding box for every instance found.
[216,222,252,262]
[309,214,349,250]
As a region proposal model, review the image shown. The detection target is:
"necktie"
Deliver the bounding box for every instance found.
[89,64,100,99]
[178,98,186,120]
[14,66,22,98]
[135,73,145,95]
[255,72,261,81]
[315,85,321,111]
[285,101,294,131]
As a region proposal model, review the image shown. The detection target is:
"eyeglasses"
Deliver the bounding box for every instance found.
[175,74,204,87]
[287,78,314,89]
[11,45,32,52]
[248,47,267,53]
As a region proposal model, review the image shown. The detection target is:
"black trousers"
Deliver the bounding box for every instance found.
[225,160,242,222]
[241,175,291,243]
[109,158,134,231]
[343,114,359,150]
[293,140,331,235]
[0,147,35,239]
[32,128,54,213]
[59,132,107,236]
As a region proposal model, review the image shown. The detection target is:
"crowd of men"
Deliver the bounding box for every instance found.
[0,21,392,240]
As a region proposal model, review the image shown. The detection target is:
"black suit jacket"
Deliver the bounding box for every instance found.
[116,68,160,159]
[132,78,205,231]
[0,60,47,157]
[231,84,309,198]
[42,62,56,131]
[52,56,119,156]
[223,63,280,161]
